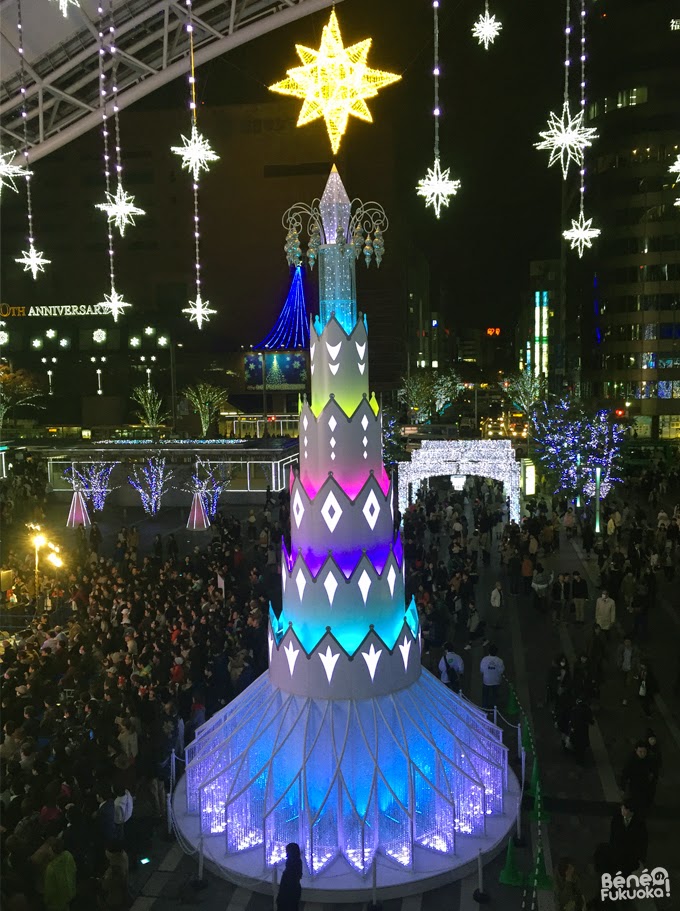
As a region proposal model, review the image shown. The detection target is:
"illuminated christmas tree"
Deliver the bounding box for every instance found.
[181,168,514,885]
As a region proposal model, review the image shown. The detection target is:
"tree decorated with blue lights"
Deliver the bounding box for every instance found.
[65,462,119,512]
[128,456,174,515]
[532,397,623,501]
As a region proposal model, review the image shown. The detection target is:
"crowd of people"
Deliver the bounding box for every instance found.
[0,464,285,911]
[1,449,678,911]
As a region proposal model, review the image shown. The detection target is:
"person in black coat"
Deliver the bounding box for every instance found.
[277,842,302,911]
[609,800,647,876]
[620,740,655,814]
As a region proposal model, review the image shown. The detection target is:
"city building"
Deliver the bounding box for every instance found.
[584,0,680,438]
[516,260,563,392]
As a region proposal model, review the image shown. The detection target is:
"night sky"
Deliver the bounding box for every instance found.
[188,0,567,327]
[1,0,567,343]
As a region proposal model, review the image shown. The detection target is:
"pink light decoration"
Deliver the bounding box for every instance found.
[66,490,91,529]
[299,467,391,503]
[187,491,210,531]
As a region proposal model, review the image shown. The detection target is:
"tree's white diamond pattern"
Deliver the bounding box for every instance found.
[268,632,274,663]
[331,452,336,461]
[330,437,336,449]
[363,452,368,459]
[293,490,305,528]
[320,490,343,533]
[358,363,366,375]
[328,415,337,432]
[358,570,371,604]
[362,436,368,447]
[326,341,342,360]
[361,415,369,431]
[284,640,300,676]
[363,490,380,530]
[362,643,382,681]
[398,635,412,671]
[310,343,316,358]
[329,363,339,375]
[387,564,397,596]
[318,646,340,684]
[295,568,307,600]
[324,570,339,606]
[303,415,309,431]
[304,436,308,448]
[355,342,366,359]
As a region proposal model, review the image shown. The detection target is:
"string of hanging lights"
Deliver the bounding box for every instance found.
[416,0,461,219]
[95,1,131,322]
[171,0,218,330]
[14,0,50,280]
[95,2,145,238]
[562,0,600,256]
[535,0,597,178]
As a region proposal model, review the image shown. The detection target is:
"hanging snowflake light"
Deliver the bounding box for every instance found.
[96,183,145,236]
[183,293,216,330]
[0,149,30,196]
[171,123,219,181]
[535,102,597,178]
[269,9,400,154]
[99,288,131,322]
[563,210,600,257]
[416,1,461,218]
[417,158,461,218]
[472,1,502,50]
[15,243,50,279]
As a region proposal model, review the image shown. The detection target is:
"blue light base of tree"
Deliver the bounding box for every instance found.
[174,669,519,898]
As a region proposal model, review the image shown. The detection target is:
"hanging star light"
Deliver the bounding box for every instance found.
[417,158,461,218]
[49,0,80,16]
[0,149,31,196]
[535,101,598,178]
[416,0,461,219]
[99,288,131,322]
[472,2,502,50]
[171,123,219,181]
[183,293,216,330]
[95,183,145,237]
[15,243,51,279]
[269,9,401,155]
[563,210,600,257]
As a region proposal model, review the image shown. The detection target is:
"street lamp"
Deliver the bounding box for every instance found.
[30,528,62,603]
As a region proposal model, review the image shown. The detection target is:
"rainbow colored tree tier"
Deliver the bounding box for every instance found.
[184,168,510,879]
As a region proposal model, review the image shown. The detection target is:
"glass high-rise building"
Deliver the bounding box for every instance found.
[585,0,680,438]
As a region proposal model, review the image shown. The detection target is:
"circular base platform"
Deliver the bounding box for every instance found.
[172,770,520,902]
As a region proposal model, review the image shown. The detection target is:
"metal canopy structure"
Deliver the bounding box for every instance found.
[0,0,341,162]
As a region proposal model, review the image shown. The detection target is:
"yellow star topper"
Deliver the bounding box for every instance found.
[269,10,401,155]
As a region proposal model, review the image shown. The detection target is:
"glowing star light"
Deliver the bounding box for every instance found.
[416,158,461,218]
[171,123,219,181]
[95,183,145,237]
[563,210,601,257]
[535,101,598,178]
[0,150,31,196]
[472,6,502,50]
[183,293,216,330]
[99,288,131,322]
[15,243,50,280]
[269,9,401,155]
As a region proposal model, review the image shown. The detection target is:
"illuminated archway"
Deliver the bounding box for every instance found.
[398,439,521,524]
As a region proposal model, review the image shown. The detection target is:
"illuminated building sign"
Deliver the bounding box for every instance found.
[0,304,108,318]
[533,290,549,378]
[486,327,501,336]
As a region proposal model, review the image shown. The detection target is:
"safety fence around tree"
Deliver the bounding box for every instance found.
[492,678,554,910]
